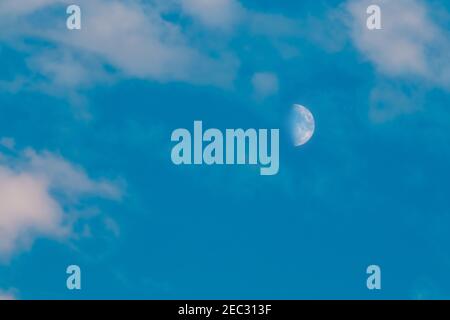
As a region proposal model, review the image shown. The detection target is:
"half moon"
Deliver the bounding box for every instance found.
[291,104,315,147]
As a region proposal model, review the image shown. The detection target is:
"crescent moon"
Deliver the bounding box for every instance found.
[291,104,315,146]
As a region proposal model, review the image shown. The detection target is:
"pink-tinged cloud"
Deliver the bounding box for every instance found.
[0,140,122,260]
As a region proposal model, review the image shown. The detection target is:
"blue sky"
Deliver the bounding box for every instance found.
[1,0,450,299]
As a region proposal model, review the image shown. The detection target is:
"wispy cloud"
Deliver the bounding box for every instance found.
[0,0,239,90]
[0,139,122,260]
[179,0,245,32]
[0,0,305,99]
[346,0,450,90]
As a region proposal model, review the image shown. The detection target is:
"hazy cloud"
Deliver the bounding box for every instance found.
[180,0,245,31]
[251,72,279,100]
[369,81,424,123]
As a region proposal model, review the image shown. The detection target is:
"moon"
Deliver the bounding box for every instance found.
[291,104,315,146]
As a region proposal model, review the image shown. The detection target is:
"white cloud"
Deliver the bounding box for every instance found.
[0,142,121,260]
[27,51,103,89]
[0,0,239,90]
[180,0,245,31]
[251,72,279,99]
[346,0,450,90]
[22,149,122,200]
[0,167,66,256]
[0,0,305,96]
[179,0,301,39]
